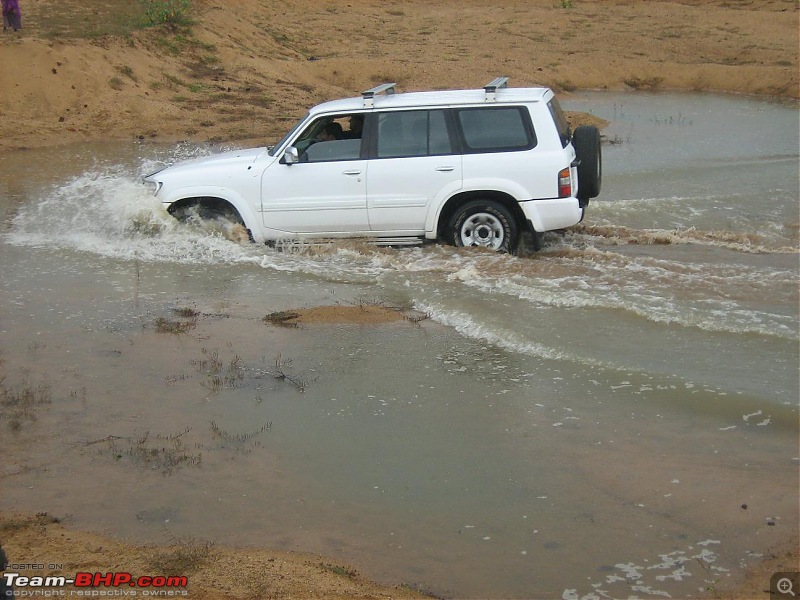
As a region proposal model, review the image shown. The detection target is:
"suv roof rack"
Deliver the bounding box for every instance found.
[484,76,509,102]
[362,83,396,108]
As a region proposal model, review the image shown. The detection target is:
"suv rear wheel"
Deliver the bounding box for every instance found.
[448,200,518,253]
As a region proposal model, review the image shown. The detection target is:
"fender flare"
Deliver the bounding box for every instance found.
[162,187,264,243]
[427,182,533,239]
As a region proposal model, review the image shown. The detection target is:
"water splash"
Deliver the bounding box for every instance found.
[6,158,797,345]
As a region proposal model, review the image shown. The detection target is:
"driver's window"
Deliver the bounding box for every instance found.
[293,114,363,163]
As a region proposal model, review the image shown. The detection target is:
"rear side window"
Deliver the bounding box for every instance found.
[547,97,571,148]
[456,107,536,153]
[376,110,452,158]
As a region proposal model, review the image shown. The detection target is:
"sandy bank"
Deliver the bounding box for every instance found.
[0,0,797,151]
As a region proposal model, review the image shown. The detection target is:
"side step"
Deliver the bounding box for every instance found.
[269,237,425,250]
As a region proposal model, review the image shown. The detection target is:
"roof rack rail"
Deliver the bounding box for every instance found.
[362,83,396,108]
[484,76,509,102]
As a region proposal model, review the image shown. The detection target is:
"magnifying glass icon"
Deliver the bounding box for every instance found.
[778,578,796,596]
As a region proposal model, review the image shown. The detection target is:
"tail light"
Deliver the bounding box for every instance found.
[558,168,572,198]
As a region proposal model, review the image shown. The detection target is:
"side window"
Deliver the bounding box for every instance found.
[293,114,363,163]
[376,110,452,158]
[547,97,571,149]
[456,107,536,153]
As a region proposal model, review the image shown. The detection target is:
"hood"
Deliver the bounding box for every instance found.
[149,147,267,179]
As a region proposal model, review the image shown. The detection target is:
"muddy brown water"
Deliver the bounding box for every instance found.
[1,92,797,598]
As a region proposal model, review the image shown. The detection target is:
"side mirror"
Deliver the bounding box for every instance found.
[283,147,299,165]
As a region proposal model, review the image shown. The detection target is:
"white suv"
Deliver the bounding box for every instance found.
[145,78,601,252]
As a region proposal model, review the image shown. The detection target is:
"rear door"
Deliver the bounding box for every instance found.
[456,106,558,200]
[366,109,462,233]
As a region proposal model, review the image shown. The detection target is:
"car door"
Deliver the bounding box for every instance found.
[366,109,462,233]
[260,116,369,235]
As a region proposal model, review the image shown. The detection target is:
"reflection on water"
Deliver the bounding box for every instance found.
[1,92,797,599]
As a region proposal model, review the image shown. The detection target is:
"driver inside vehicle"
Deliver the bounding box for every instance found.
[342,114,364,139]
[317,122,343,141]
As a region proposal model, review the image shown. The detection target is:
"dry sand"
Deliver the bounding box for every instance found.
[0,0,798,598]
[0,0,797,151]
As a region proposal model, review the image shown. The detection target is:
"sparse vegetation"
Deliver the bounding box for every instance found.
[188,347,246,392]
[145,535,213,574]
[173,306,200,319]
[24,0,191,39]
[154,315,196,334]
[624,76,665,90]
[99,428,202,474]
[320,562,358,579]
[154,307,199,334]
[554,79,577,92]
[263,310,300,328]
[0,513,60,534]
[268,354,311,392]
[142,0,192,27]
[116,65,137,81]
[210,421,271,454]
[33,2,146,39]
[0,376,52,431]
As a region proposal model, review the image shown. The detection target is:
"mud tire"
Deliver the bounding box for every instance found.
[448,200,519,253]
[573,125,602,200]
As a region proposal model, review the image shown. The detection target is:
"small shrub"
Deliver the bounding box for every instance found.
[116,65,137,81]
[142,0,192,26]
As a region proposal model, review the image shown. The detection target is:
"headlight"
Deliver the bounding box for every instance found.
[143,178,163,196]
[142,166,168,195]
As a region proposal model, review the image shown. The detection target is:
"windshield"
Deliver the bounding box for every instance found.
[268,113,309,156]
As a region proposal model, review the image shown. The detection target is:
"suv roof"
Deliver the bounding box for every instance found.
[310,80,552,116]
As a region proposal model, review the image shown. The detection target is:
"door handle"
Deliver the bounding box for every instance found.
[435,166,455,172]
[342,170,362,176]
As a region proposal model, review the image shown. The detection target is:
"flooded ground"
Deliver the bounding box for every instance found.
[1,92,798,599]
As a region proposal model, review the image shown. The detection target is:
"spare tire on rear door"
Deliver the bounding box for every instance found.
[572,125,602,201]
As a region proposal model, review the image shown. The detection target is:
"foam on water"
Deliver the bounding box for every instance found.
[571,221,798,254]
[416,302,606,365]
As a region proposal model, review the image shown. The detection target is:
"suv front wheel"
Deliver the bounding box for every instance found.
[448,200,519,253]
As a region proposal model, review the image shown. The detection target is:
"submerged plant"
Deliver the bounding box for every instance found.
[154,315,195,334]
[0,377,52,431]
[266,354,313,392]
[99,428,201,474]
